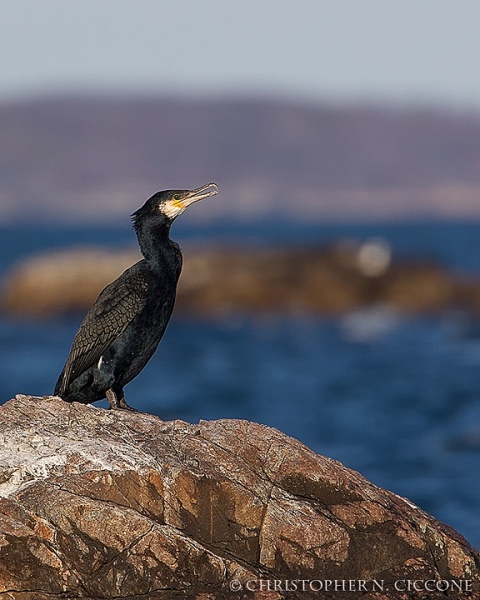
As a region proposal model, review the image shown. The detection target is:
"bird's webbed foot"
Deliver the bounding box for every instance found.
[105,388,139,412]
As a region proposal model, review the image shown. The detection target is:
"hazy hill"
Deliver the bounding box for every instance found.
[1,96,480,223]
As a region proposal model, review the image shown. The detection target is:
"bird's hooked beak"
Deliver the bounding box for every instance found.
[173,182,219,210]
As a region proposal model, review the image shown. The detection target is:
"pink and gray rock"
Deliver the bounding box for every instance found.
[0,395,478,599]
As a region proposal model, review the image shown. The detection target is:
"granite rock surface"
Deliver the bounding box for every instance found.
[0,395,478,599]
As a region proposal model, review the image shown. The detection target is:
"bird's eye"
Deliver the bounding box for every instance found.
[173,194,181,201]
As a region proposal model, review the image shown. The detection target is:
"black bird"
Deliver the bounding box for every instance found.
[54,182,219,410]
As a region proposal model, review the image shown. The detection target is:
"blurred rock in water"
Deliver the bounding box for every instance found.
[0,247,140,317]
[2,243,480,318]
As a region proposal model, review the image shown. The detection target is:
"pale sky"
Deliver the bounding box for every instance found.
[1,0,480,109]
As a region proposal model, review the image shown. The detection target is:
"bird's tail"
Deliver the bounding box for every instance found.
[54,368,67,398]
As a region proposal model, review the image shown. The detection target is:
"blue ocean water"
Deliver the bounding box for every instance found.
[1,220,480,549]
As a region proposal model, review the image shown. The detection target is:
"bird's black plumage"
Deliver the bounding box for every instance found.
[54,183,218,410]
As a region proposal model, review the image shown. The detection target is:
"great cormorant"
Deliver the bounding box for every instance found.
[54,182,219,410]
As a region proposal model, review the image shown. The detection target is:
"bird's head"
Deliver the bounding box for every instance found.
[132,183,219,228]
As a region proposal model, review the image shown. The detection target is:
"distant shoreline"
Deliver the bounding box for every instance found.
[2,96,480,222]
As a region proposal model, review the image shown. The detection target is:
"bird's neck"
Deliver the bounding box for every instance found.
[136,220,175,267]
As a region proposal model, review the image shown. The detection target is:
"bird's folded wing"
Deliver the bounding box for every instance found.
[58,271,149,394]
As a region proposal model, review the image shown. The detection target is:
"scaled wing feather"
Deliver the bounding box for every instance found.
[57,270,148,395]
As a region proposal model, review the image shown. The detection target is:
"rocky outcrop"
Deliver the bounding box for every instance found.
[0,395,478,599]
[0,248,139,318]
[2,243,480,318]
